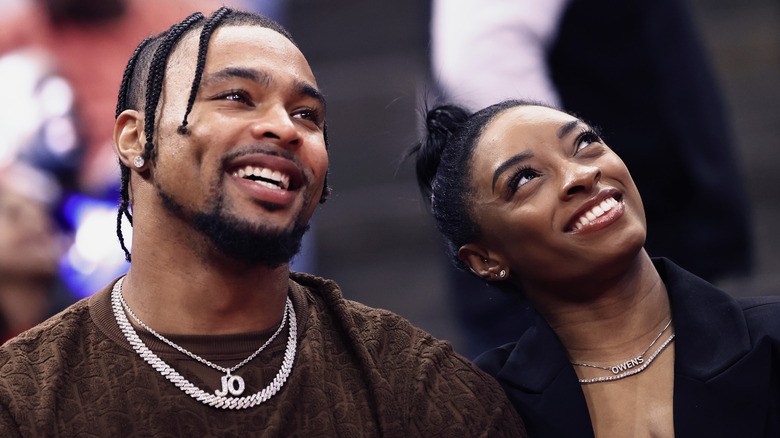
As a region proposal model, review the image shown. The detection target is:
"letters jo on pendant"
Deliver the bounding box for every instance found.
[215,373,246,396]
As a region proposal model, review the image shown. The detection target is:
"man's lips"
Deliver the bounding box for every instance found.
[226,154,304,192]
[233,165,291,190]
[225,153,308,208]
[565,190,624,233]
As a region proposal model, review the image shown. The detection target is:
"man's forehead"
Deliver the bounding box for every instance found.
[176,25,312,79]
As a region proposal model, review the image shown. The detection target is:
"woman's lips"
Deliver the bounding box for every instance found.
[566,192,625,233]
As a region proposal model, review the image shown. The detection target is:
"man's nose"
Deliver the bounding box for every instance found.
[250,105,302,148]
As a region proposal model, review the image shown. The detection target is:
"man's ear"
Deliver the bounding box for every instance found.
[114,109,147,170]
[458,243,509,281]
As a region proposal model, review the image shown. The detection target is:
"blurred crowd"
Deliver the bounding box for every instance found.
[0,0,760,354]
[0,0,233,341]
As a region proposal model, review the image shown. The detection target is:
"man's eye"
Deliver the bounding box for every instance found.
[216,90,252,105]
[292,108,322,125]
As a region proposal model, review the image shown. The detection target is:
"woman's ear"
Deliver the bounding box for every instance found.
[114,109,147,171]
[459,244,509,281]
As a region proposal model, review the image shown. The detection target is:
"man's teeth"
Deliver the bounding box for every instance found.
[232,165,290,190]
[573,197,619,231]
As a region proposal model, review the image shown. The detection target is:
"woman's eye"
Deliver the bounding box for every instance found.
[509,166,540,192]
[576,131,601,152]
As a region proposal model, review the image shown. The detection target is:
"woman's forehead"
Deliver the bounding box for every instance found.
[485,105,578,139]
[472,105,582,174]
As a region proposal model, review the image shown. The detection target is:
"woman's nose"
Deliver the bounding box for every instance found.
[560,163,601,199]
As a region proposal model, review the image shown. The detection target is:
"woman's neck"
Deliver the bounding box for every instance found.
[527,252,671,364]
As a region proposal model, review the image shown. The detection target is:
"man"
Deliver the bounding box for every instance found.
[0,8,525,436]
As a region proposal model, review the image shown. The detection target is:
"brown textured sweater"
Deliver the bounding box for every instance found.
[0,272,526,437]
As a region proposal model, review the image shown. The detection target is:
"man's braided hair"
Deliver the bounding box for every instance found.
[114,7,330,262]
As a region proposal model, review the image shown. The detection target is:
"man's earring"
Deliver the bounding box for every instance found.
[499,269,507,279]
[133,156,145,168]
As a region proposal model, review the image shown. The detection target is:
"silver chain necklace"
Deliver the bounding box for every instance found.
[572,319,674,384]
[111,276,297,409]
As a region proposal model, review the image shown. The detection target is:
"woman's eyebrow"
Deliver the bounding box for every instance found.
[556,120,581,139]
[492,150,534,192]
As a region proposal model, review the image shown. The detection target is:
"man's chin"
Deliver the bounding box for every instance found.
[156,186,310,267]
[192,212,310,268]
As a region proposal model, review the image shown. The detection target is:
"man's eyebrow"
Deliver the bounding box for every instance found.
[200,67,272,88]
[200,67,325,109]
[492,150,534,192]
[556,120,581,139]
[296,82,326,110]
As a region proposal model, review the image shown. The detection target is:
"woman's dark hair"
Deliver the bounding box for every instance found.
[408,99,540,271]
[114,7,329,261]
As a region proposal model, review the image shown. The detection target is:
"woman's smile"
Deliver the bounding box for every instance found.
[565,190,625,233]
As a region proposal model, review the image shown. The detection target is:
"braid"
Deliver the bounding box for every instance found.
[142,12,205,158]
[116,37,153,119]
[114,12,204,261]
[117,165,133,261]
[115,36,153,261]
[178,7,231,134]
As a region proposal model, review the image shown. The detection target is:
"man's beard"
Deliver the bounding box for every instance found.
[157,187,310,268]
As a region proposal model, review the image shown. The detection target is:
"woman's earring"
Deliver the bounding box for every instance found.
[133,156,145,168]
[499,269,507,279]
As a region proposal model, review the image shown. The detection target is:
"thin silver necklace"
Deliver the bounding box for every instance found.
[111,276,297,409]
[572,319,674,384]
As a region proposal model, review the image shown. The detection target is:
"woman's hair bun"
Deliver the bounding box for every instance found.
[408,104,470,201]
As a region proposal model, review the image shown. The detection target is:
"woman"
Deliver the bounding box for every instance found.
[409,100,780,437]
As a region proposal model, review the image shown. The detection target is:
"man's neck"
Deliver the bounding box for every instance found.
[120,239,291,336]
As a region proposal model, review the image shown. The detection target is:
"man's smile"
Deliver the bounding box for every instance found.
[233,165,291,190]
[224,152,307,207]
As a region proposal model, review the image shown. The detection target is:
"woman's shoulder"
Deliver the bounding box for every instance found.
[737,295,780,340]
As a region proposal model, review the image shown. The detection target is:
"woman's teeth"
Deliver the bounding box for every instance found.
[572,197,619,231]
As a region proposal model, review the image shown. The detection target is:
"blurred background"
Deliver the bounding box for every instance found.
[0,0,777,355]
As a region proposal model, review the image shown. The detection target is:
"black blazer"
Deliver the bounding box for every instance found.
[475,258,780,437]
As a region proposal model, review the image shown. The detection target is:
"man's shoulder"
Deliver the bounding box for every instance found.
[0,297,93,372]
[0,296,98,432]
[289,272,509,397]
[290,272,527,436]
[290,271,455,360]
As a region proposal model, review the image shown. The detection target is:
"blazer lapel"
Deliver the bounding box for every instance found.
[493,307,594,437]
[658,259,774,436]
